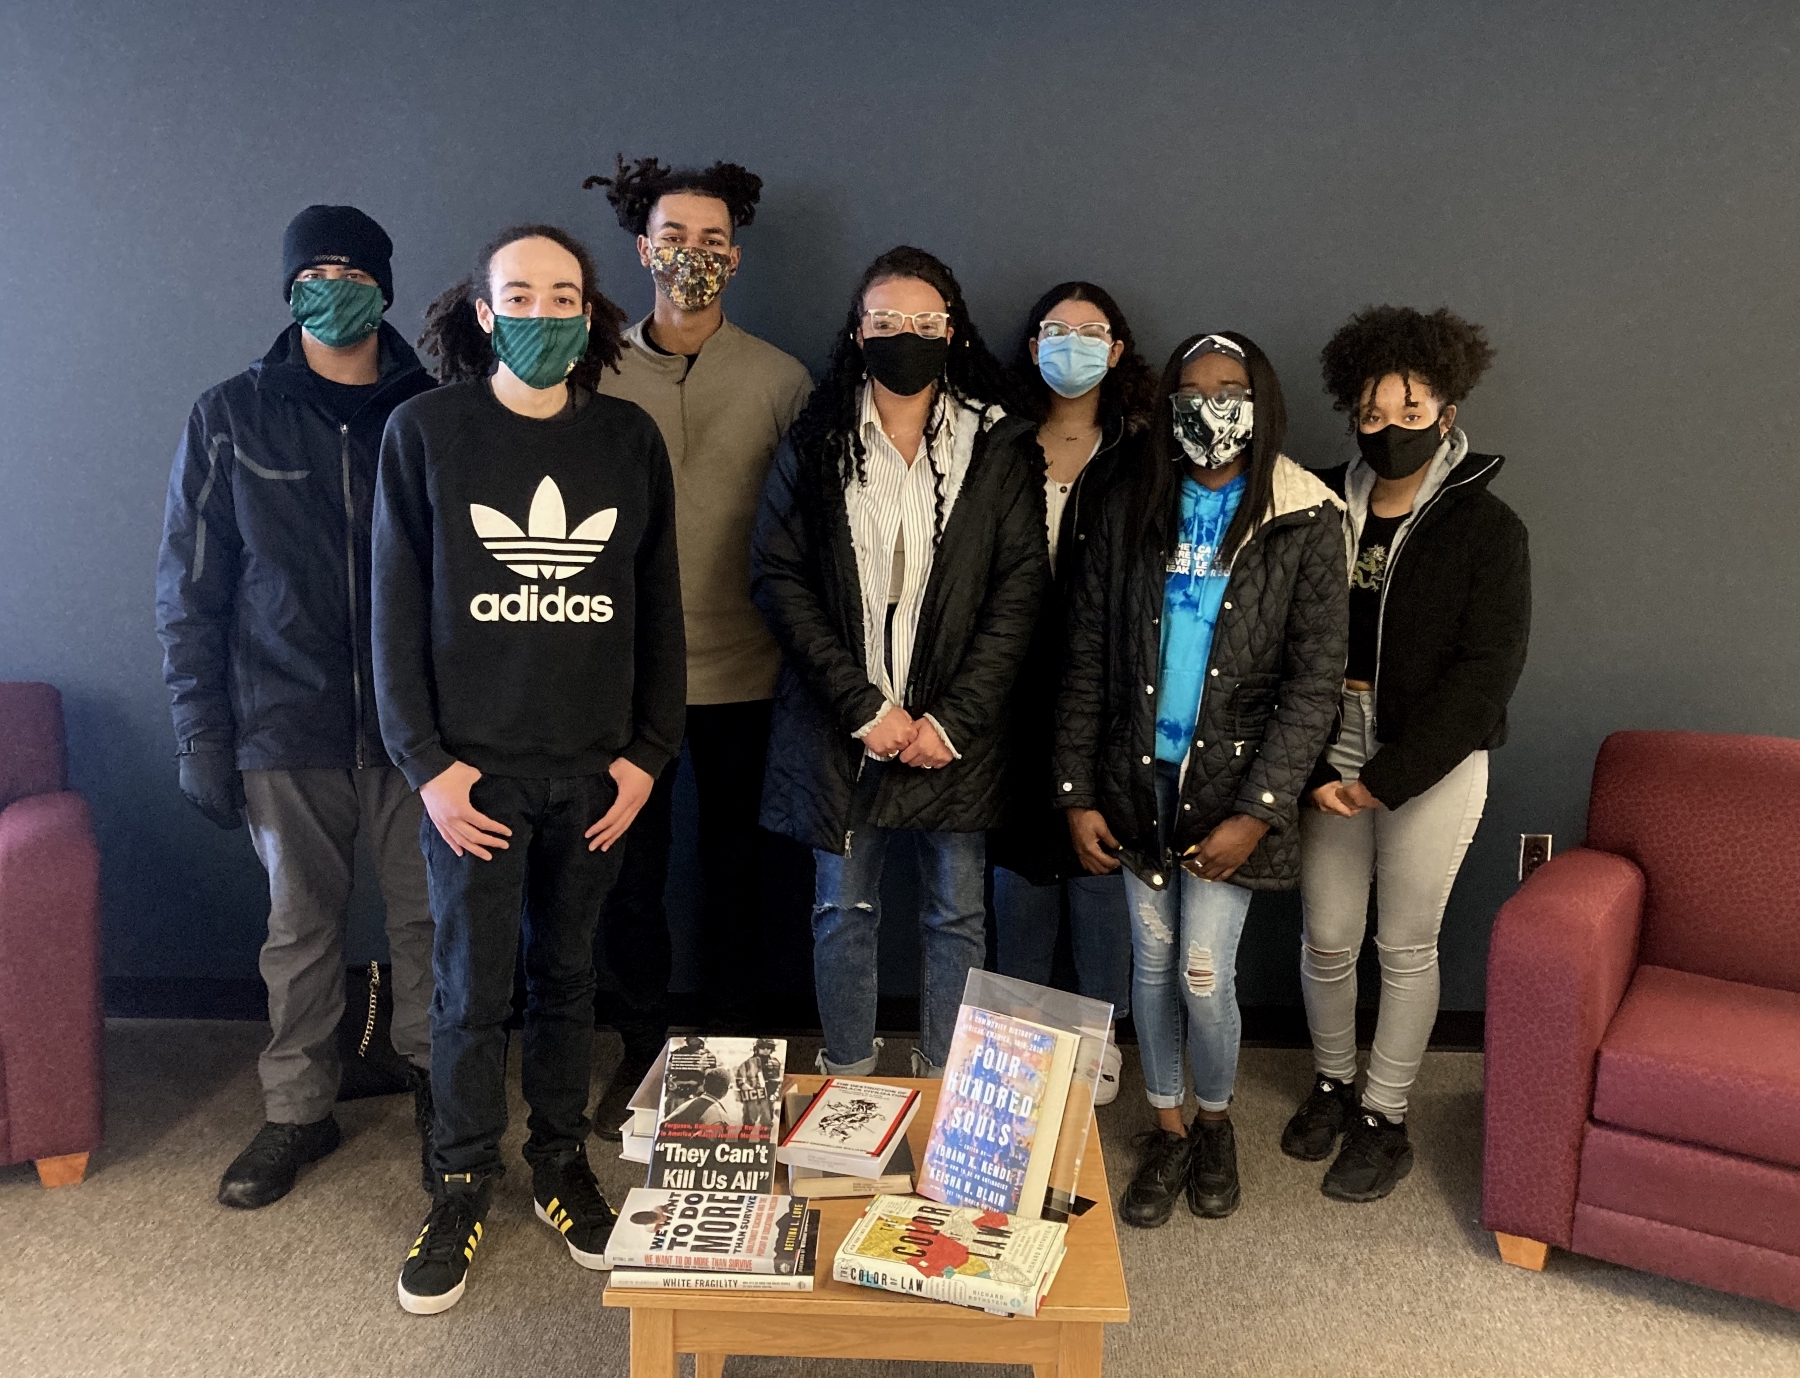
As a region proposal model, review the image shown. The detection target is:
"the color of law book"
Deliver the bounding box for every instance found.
[609,1209,821,1291]
[604,1189,812,1273]
[778,1077,920,1176]
[918,1006,1081,1219]
[649,1036,787,1193]
[833,1195,1068,1318]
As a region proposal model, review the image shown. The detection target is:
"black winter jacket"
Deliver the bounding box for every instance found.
[989,419,1140,885]
[1308,439,1531,809]
[752,410,1049,853]
[1054,457,1348,891]
[156,323,434,770]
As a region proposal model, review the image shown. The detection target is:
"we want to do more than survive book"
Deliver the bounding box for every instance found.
[604,1189,813,1274]
[919,1005,1081,1219]
[834,1195,1069,1318]
[608,1203,822,1291]
[649,1036,787,1193]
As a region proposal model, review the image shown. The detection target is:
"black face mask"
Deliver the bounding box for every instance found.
[1356,423,1443,480]
[862,333,948,397]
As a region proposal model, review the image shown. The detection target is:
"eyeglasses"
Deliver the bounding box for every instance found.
[1173,384,1252,409]
[1039,319,1112,341]
[863,309,951,340]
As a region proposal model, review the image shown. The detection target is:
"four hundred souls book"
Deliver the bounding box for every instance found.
[605,1189,811,1273]
[649,1036,787,1193]
[918,1006,1080,1219]
[833,1195,1068,1318]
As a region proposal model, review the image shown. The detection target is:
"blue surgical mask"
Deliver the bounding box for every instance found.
[1036,334,1112,399]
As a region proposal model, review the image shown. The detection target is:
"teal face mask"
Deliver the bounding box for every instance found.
[289,277,385,347]
[489,312,590,390]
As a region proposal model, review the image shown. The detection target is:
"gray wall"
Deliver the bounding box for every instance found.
[3,1,1797,1011]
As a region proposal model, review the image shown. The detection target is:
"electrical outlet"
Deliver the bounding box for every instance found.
[1519,833,1553,882]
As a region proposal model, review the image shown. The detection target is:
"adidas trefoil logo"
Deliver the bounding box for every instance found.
[470,476,617,580]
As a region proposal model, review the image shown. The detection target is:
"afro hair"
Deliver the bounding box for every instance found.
[582,154,762,238]
[1319,305,1495,414]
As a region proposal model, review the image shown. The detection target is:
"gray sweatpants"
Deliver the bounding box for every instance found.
[1297,689,1487,1118]
[242,767,434,1124]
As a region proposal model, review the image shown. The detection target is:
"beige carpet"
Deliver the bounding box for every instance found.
[2,1021,1796,1378]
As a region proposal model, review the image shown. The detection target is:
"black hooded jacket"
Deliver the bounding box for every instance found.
[1054,457,1348,891]
[752,409,1048,853]
[156,322,434,770]
[1307,443,1531,808]
[989,418,1140,885]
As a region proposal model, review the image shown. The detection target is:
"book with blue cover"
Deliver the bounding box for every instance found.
[917,1005,1080,1219]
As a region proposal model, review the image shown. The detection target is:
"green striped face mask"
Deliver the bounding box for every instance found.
[289,277,385,347]
[489,313,590,390]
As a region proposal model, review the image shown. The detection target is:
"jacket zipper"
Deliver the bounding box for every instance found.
[339,422,365,769]
[1368,453,1499,724]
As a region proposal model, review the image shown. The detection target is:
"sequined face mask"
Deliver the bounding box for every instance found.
[647,244,733,311]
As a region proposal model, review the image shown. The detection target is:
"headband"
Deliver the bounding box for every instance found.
[1182,333,1246,363]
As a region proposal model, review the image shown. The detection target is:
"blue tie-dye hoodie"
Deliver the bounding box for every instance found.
[1154,473,1246,763]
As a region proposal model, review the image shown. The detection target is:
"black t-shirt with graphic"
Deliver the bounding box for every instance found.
[1347,509,1407,683]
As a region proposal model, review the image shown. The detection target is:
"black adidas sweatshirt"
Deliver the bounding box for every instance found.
[372,381,686,790]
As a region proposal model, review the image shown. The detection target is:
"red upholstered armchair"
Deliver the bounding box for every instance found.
[1483,730,1800,1310]
[0,682,103,1186]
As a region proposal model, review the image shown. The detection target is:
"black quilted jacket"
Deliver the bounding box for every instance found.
[989,418,1141,885]
[752,411,1048,853]
[1053,457,1349,891]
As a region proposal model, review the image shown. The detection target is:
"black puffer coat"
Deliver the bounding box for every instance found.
[989,419,1140,885]
[1307,438,1531,809]
[1053,457,1348,891]
[155,323,434,770]
[752,411,1048,853]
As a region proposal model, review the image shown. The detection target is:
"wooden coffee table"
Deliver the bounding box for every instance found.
[605,1075,1130,1378]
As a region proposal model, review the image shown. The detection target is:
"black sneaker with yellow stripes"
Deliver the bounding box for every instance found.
[532,1146,617,1270]
[397,1175,493,1315]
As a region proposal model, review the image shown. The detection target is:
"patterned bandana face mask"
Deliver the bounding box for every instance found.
[489,312,590,390]
[289,276,385,348]
[1171,332,1254,468]
[647,244,733,312]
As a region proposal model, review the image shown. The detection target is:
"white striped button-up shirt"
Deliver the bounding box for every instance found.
[845,383,992,754]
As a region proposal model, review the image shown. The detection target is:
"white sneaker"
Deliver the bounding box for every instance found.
[1094,1040,1122,1107]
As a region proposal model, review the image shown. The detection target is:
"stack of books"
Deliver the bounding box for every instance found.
[606,1188,821,1291]
[832,1194,1067,1317]
[778,1079,920,1198]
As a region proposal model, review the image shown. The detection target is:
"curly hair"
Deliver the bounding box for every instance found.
[582,154,763,238]
[1319,305,1495,418]
[417,224,626,391]
[786,245,1018,546]
[1009,281,1156,433]
[1128,332,1288,565]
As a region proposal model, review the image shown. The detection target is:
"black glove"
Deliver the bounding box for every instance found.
[178,748,245,830]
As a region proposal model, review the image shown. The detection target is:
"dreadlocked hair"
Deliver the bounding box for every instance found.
[582,154,762,238]
[1009,281,1157,433]
[1129,332,1288,566]
[417,224,626,390]
[1319,305,1495,420]
[786,245,1018,545]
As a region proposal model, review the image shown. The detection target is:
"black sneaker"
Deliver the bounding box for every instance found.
[1322,1108,1414,1203]
[532,1147,617,1269]
[1186,1117,1240,1218]
[397,1175,492,1315]
[408,1066,435,1194]
[1117,1128,1192,1229]
[216,1117,341,1209]
[1280,1074,1359,1161]
[593,1047,657,1144]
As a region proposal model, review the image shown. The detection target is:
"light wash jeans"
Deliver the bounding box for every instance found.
[1298,688,1488,1118]
[811,765,987,1075]
[993,867,1132,1018]
[1121,762,1255,1112]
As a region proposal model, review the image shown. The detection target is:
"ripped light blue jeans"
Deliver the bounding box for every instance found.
[1121,761,1254,1112]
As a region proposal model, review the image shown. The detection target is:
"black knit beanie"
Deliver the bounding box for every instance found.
[282,205,394,306]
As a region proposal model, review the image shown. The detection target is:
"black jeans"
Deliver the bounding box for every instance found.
[425,771,623,1179]
[595,699,781,1052]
